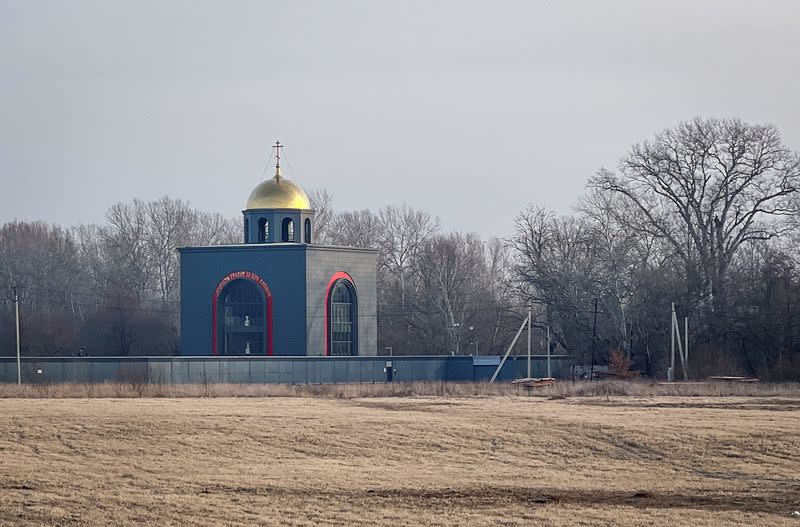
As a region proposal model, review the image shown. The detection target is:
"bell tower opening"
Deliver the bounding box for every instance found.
[282,217,294,242]
[257,218,269,243]
[241,141,316,244]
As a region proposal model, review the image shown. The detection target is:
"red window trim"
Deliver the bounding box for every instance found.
[324,271,355,357]
[212,271,274,356]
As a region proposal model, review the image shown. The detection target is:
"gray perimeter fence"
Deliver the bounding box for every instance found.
[0,355,575,385]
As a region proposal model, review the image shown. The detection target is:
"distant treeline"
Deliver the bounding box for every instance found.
[2,117,800,379]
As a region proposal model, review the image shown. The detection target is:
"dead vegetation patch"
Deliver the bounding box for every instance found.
[573,397,800,411]
[1,379,799,399]
[1,396,798,526]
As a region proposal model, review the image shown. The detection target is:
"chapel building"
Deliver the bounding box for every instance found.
[178,143,378,356]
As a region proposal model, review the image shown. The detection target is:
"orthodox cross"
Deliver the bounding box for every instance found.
[273,140,284,168]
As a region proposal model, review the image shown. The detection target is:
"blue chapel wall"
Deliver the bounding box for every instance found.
[179,245,308,356]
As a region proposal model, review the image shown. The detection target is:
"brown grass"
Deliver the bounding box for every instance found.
[1,392,799,525]
[0,379,799,399]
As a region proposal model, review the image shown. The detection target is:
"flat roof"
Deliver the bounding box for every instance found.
[177,243,378,254]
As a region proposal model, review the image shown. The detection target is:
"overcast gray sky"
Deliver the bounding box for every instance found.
[1,1,799,237]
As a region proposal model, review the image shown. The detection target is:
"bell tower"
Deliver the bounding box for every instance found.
[242,141,316,244]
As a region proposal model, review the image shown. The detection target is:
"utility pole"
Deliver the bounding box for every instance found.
[546,323,551,378]
[526,305,532,378]
[469,325,478,356]
[684,316,689,378]
[671,303,689,380]
[670,302,675,381]
[589,298,598,382]
[490,313,528,383]
[13,286,21,385]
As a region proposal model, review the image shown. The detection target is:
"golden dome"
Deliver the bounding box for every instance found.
[245,168,312,210]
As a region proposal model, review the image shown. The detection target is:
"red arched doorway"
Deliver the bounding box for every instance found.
[212,271,273,356]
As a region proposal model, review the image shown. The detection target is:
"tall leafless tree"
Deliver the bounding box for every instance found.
[327,209,382,249]
[416,232,487,354]
[307,188,334,244]
[145,196,194,303]
[591,118,800,339]
[100,200,152,305]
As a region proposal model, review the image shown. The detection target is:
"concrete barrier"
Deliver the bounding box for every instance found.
[0,355,575,384]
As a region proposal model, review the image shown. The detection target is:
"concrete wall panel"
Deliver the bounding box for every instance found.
[306,247,378,357]
[148,360,172,384]
[0,356,576,385]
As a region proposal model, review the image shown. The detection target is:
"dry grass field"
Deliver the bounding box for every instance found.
[1,388,799,525]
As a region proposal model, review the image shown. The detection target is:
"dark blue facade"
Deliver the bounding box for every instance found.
[179,244,308,356]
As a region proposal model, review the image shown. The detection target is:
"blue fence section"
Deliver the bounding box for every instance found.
[0,355,575,385]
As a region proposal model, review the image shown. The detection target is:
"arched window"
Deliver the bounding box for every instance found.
[327,278,357,356]
[304,218,312,244]
[281,217,294,242]
[258,218,269,243]
[217,279,268,356]
[243,218,249,243]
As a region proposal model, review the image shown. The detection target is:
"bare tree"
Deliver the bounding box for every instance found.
[783,194,800,267]
[327,209,382,248]
[0,221,85,313]
[100,200,152,305]
[377,205,438,353]
[0,221,87,355]
[379,205,439,278]
[578,189,643,353]
[512,206,601,356]
[145,196,194,303]
[591,118,800,328]
[190,211,240,246]
[484,237,516,354]
[307,188,334,244]
[416,233,487,354]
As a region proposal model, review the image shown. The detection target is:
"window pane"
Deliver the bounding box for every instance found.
[330,281,356,356]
